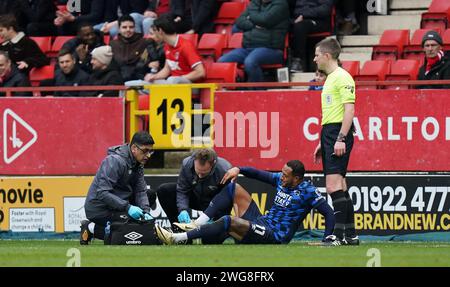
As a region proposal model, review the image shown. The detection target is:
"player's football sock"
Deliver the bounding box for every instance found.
[88,222,95,234]
[330,190,347,239]
[202,182,236,220]
[93,223,106,240]
[195,213,210,226]
[80,220,93,245]
[187,216,230,240]
[173,232,188,243]
[344,190,356,238]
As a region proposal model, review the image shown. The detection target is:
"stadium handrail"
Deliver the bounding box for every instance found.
[0,85,128,97]
[1,80,450,96]
[217,80,450,89]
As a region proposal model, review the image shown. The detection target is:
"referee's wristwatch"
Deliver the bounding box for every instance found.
[336,132,346,142]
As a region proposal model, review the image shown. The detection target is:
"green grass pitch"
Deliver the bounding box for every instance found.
[1,240,450,267]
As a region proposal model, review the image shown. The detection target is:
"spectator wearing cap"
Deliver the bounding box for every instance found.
[417,30,450,89]
[85,45,124,97]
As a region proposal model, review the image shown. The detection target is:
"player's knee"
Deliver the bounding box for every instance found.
[326,175,344,193]
[217,215,231,231]
[230,216,248,230]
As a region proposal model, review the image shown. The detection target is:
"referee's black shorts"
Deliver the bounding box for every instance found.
[320,123,354,176]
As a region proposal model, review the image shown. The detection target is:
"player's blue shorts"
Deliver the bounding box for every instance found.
[239,201,280,244]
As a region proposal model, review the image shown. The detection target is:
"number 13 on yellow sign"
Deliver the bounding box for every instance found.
[149,85,192,149]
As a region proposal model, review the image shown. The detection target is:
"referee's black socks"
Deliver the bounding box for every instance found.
[344,190,356,238]
[330,190,347,239]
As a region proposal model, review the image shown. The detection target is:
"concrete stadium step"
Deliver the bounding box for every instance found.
[290,72,315,90]
[391,10,427,15]
[339,52,372,67]
[340,47,373,67]
[341,47,373,53]
[390,0,431,10]
[368,15,421,35]
[339,35,380,47]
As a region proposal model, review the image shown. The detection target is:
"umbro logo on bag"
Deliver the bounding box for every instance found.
[124,231,143,244]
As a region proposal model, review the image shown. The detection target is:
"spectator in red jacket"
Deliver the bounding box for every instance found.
[143,13,205,84]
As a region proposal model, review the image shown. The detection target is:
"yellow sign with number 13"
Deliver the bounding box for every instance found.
[149,84,192,149]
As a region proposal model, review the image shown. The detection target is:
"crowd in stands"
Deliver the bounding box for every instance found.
[0,0,448,96]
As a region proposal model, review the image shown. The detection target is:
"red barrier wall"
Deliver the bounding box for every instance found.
[0,98,124,175]
[214,89,450,171]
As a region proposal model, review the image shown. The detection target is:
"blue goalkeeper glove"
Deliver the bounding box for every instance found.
[127,205,144,220]
[143,213,153,220]
[177,210,191,223]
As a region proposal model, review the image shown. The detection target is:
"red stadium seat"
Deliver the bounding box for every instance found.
[214,2,245,25]
[215,24,234,35]
[29,65,55,96]
[138,94,150,131]
[30,37,52,54]
[402,29,439,66]
[179,33,199,47]
[341,60,360,77]
[443,29,450,51]
[204,62,237,83]
[372,30,410,61]
[230,0,250,5]
[195,63,237,108]
[214,2,246,35]
[197,33,228,61]
[385,59,420,90]
[420,0,450,31]
[29,65,55,86]
[222,32,242,55]
[48,36,75,58]
[354,60,391,90]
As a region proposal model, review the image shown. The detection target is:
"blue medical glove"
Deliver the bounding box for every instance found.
[143,213,153,220]
[128,205,144,220]
[177,210,191,223]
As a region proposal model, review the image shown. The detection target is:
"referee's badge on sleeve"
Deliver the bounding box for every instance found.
[345,85,355,94]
